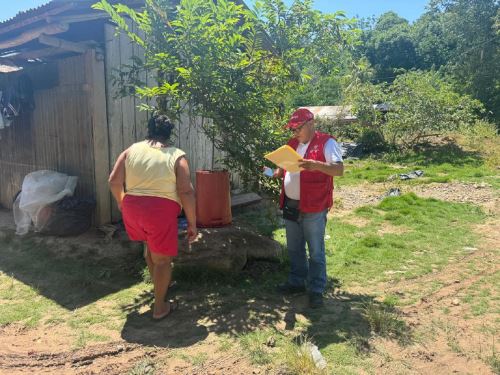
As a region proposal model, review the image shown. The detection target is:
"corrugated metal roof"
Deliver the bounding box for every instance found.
[0,1,143,33]
[0,1,79,39]
[1,1,64,27]
[304,106,357,120]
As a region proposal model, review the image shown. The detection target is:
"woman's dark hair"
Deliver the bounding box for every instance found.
[147,114,174,142]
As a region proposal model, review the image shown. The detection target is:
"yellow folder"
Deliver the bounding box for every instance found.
[264,145,303,173]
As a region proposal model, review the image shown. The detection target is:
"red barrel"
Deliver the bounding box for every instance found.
[195,170,232,228]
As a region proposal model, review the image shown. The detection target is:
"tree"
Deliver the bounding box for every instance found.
[350,71,484,149]
[93,0,359,189]
[412,12,455,70]
[255,0,361,107]
[362,12,418,82]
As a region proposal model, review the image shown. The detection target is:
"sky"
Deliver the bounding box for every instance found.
[0,0,429,24]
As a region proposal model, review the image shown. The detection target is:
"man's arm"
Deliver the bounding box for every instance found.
[298,160,344,177]
[108,149,128,211]
[299,138,344,177]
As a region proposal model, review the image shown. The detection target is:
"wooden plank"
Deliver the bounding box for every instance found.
[38,34,90,54]
[13,47,67,60]
[231,192,262,208]
[0,54,99,211]
[119,19,136,149]
[0,23,69,50]
[86,49,111,225]
[133,23,149,141]
[104,23,124,221]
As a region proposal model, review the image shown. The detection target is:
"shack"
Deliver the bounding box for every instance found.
[0,0,232,225]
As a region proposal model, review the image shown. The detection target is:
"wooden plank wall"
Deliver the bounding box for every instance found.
[105,21,149,220]
[86,49,111,225]
[104,22,241,221]
[0,54,96,211]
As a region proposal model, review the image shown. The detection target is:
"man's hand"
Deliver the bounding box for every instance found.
[298,159,319,171]
[299,159,344,177]
[187,224,198,244]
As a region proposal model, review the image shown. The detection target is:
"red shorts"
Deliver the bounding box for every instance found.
[122,195,181,256]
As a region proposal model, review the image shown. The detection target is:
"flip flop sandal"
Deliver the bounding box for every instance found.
[152,300,178,321]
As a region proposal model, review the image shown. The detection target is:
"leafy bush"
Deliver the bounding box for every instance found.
[349,70,485,149]
[357,129,388,153]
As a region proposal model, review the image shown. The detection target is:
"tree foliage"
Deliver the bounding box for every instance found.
[351,71,484,149]
[359,0,500,122]
[93,0,359,189]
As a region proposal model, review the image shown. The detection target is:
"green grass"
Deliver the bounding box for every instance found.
[0,142,494,374]
[238,329,275,365]
[271,193,485,287]
[74,329,110,349]
[128,358,157,375]
[178,352,209,367]
[338,142,499,189]
[0,231,149,346]
[362,302,410,344]
[461,271,499,317]
[235,193,488,373]
[0,272,61,327]
[332,194,484,286]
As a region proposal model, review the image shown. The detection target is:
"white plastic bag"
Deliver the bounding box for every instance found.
[13,194,31,235]
[15,170,78,235]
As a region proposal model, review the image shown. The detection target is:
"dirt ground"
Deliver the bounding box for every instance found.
[368,215,499,375]
[0,181,498,374]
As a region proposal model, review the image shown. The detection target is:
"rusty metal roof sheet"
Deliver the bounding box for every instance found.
[303,106,356,120]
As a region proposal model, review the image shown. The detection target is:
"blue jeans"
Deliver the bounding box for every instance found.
[284,209,328,294]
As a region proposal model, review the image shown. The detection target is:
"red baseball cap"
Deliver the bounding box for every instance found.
[285,108,314,129]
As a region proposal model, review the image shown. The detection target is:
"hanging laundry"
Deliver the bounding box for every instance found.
[0,73,35,122]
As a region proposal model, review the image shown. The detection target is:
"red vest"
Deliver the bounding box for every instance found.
[279,131,334,213]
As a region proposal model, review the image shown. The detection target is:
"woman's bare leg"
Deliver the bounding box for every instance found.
[149,251,172,318]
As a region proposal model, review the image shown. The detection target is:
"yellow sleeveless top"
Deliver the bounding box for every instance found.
[125,141,186,204]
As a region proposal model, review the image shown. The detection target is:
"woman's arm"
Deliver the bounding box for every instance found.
[108,149,128,211]
[175,156,197,243]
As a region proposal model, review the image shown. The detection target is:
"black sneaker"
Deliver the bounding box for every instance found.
[309,292,324,308]
[276,282,306,295]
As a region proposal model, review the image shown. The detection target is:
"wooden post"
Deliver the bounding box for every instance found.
[86,49,111,225]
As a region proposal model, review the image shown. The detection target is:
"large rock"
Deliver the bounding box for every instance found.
[175,226,283,272]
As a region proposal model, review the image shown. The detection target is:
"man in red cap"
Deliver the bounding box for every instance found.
[271,108,344,308]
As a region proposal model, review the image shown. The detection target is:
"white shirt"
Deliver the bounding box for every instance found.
[284,138,343,200]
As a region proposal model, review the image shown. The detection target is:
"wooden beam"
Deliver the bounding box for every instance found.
[0,23,68,50]
[231,192,262,208]
[46,12,110,25]
[38,34,90,54]
[0,63,23,73]
[86,49,111,225]
[12,47,67,60]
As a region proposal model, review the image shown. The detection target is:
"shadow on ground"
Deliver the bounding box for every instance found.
[0,229,143,310]
[385,141,484,167]
[120,268,412,350]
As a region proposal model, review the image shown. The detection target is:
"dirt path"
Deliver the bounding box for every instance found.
[0,336,258,375]
[366,213,500,375]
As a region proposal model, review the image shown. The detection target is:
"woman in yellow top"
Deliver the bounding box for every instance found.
[109,115,197,320]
